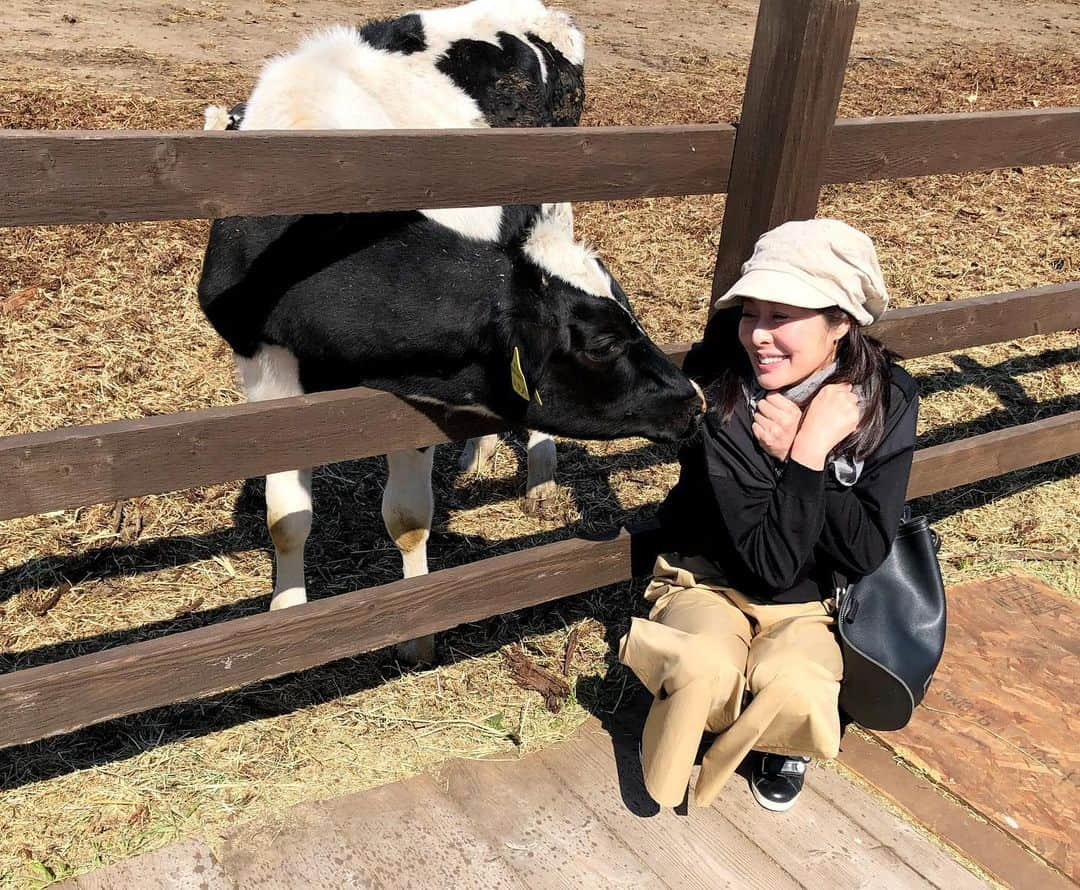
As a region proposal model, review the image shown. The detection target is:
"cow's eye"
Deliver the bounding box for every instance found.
[581,341,621,365]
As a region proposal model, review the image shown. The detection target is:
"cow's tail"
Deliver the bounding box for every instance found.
[203,104,232,131]
[203,102,246,131]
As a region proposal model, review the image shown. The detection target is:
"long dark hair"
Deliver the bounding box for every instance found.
[694,306,895,461]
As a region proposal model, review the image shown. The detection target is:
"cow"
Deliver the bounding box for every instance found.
[206,0,588,514]
[198,0,705,664]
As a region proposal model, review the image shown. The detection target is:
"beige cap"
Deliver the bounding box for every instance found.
[712,218,889,326]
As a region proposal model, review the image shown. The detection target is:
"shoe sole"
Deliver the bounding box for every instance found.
[750,780,799,812]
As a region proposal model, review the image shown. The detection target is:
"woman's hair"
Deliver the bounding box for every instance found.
[700,305,895,461]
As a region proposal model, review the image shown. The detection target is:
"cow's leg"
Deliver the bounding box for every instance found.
[524,430,558,515]
[459,433,499,475]
[266,468,313,610]
[234,346,313,611]
[383,446,437,664]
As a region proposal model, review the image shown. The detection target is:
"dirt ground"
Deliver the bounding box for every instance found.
[3,0,1079,93]
[0,1,1077,888]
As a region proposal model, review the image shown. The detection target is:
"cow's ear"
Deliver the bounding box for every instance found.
[540,202,574,233]
[510,346,532,402]
[510,318,556,393]
[501,205,543,246]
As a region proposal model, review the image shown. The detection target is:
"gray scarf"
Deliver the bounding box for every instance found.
[744,361,865,486]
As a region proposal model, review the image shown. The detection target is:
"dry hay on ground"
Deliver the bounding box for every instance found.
[0,43,1077,887]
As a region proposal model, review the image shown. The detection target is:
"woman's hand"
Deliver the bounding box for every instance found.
[752,393,803,462]
[790,383,861,469]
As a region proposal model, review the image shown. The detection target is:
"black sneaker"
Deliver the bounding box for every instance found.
[750,753,810,812]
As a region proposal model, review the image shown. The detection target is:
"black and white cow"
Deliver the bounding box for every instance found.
[198,0,704,663]
[206,0,588,513]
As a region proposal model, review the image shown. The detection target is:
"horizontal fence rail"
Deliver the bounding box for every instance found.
[0,390,503,521]
[2,281,1077,522]
[0,126,736,227]
[823,108,1080,183]
[2,410,1077,750]
[868,280,1080,359]
[1,108,1077,226]
[906,411,1080,500]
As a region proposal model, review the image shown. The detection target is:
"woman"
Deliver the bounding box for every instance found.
[619,219,918,811]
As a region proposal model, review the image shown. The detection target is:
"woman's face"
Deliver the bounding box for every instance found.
[738,298,850,391]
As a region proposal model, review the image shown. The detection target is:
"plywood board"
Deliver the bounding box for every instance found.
[874,574,1079,880]
[59,839,230,890]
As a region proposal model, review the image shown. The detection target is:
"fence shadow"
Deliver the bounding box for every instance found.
[914,346,1078,400]
[0,435,675,606]
[3,341,1073,606]
[918,393,1080,449]
[1,441,1075,790]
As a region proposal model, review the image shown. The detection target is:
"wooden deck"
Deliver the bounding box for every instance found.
[55,571,1080,890]
[63,716,989,889]
[879,574,1079,880]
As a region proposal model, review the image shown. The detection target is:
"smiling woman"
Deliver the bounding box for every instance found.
[738,300,849,390]
[620,219,919,814]
[711,220,898,464]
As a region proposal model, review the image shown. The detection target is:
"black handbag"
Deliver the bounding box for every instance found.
[835,510,947,731]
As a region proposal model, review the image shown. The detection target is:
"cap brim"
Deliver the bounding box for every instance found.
[712,268,838,313]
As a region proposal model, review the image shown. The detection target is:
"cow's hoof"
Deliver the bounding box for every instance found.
[523,480,559,518]
[460,434,499,475]
[396,634,437,666]
[269,588,307,610]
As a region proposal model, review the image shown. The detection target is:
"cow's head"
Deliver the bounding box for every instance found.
[427,0,585,128]
[494,205,704,443]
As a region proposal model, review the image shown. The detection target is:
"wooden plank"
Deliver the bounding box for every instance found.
[1,109,1077,227]
[872,281,1080,360]
[839,733,1078,890]
[194,807,363,890]
[0,532,631,750]
[809,765,988,889]
[217,773,525,889]
[0,386,503,521]
[875,575,1080,880]
[543,726,804,889]
[707,767,940,889]
[438,750,661,888]
[826,108,1080,183]
[711,0,859,303]
[907,411,1080,500]
[58,839,231,890]
[0,125,734,227]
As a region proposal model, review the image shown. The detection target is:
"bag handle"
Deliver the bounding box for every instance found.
[833,503,937,600]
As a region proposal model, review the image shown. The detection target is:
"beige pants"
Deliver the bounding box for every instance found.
[618,554,843,807]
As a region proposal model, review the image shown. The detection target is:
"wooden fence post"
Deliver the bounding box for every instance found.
[711,0,860,306]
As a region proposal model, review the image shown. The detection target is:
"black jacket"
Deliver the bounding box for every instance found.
[657,365,919,604]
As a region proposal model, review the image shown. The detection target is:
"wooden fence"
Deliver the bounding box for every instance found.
[1,0,1078,750]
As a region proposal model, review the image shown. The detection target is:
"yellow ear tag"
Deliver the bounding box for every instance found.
[511,346,531,401]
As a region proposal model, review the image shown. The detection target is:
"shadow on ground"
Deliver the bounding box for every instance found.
[1,345,1077,789]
